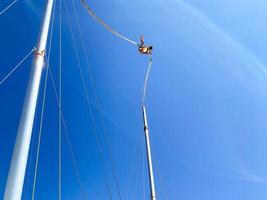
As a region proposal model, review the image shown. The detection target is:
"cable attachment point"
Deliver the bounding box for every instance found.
[144,126,149,132]
[34,49,46,58]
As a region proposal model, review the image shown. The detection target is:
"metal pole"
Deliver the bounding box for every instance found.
[4,1,54,199]
[142,105,156,200]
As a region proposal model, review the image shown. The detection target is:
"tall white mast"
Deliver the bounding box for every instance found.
[4,1,55,199]
[142,105,156,200]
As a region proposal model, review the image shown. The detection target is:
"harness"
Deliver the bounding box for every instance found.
[139,46,152,55]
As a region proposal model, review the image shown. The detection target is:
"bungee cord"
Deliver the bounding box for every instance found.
[80,0,138,46]
[0,0,157,198]
[0,0,18,16]
[68,0,155,198]
[80,1,156,198]
[142,56,153,105]
[80,0,154,106]
[0,47,36,87]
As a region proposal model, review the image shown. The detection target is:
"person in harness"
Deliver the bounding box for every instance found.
[138,35,153,55]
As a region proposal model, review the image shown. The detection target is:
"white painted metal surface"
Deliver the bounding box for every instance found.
[142,105,156,200]
[4,1,54,199]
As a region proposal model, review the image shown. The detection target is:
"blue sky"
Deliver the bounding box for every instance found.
[1,0,267,199]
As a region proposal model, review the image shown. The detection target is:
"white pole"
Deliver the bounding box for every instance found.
[142,105,156,200]
[4,1,54,199]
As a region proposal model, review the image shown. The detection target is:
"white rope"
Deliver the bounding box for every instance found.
[81,0,138,46]
[142,56,153,104]
[0,0,18,16]
[31,0,56,198]
[0,47,35,87]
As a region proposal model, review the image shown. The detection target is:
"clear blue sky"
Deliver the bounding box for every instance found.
[1,0,267,199]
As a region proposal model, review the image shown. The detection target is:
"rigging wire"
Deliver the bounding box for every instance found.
[0,0,18,16]
[62,115,87,200]
[78,1,155,199]
[58,0,62,199]
[31,0,57,198]
[81,0,155,198]
[48,66,87,200]
[0,47,36,87]
[77,1,155,198]
[24,97,40,199]
[70,0,122,199]
[141,57,154,199]
[28,1,86,198]
[132,142,143,200]
[125,117,143,199]
[31,52,49,199]
[63,0,113,198]
[26,120,38,198]
[80,0,138,46]
[79,0,155,199]
[140,44,155,200]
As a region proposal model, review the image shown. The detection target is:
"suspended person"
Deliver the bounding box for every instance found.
[138,35,153,55]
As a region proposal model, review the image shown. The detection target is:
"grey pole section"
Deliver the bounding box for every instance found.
[142,105,156,200]
[4,1,54,199]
